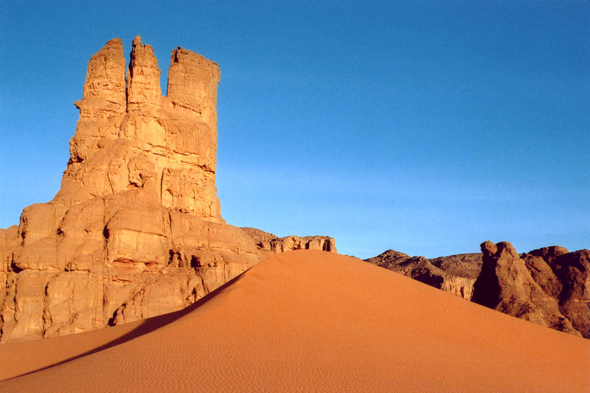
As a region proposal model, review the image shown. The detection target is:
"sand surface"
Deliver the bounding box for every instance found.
[1,250,589,392]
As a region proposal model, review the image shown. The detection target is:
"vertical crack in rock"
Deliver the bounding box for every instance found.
[127,36,161,112]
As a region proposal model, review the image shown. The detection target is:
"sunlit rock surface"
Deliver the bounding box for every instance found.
[0,37,335,343]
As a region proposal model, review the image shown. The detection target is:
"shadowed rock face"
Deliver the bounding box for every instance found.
[367,243,589,338]
[471,241,588,338]
[551,249,590,337]
[0,37,335,343]
[365,250,482,301]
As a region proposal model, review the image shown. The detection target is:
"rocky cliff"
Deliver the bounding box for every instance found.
[472,241,589,338]
[241,228,336,255]
[0,37,335,343]
[367,242,589,338]
[365,250,481,301]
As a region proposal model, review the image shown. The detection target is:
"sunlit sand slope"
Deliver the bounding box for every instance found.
[1,250,588,392]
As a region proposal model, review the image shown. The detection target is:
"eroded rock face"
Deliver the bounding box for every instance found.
[0,37,335,343]
[365,250,481,301]
[472,241,587,337]
[60,36,221,220]
[367,243,589,338]
[551,249,590,337]
[241,227,336,258]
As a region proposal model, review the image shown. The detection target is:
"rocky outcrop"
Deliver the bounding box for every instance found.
[471,241,589,337]
[367,243,589,338]
[60,36,222,219]
[0,37,335,343]
[365,250,481,301]
[0,226,19,317]
[472,241,578,335]
[241,228,336,257]
[549,249,590,337]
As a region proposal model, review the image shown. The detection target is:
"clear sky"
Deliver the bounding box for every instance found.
[1,1,588,259]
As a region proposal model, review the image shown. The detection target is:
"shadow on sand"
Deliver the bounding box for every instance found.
[7,269,251,380]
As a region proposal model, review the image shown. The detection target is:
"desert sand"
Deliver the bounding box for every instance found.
[0,250,588,392]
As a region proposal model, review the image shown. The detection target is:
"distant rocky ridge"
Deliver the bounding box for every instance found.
[365,251,482,301]
[366,242,590,338]
[0,37,335,343]
[242,228,336,254]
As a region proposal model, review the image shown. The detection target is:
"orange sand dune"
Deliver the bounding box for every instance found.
[1,251,589,392]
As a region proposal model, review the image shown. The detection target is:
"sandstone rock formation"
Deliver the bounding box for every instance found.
[365,250,481,300]
[241,227,336,256]
[0,37,335,343]
[0,226,19,312]
[545,249,590,337]
[472,241,589,338]
[367,243,590,338]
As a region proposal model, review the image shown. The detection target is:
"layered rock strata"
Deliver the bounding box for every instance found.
[472,241,589,338]
[365,250,481,300]
[0,37,335,343]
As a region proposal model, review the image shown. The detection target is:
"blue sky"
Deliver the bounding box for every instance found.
[1,1,588,258]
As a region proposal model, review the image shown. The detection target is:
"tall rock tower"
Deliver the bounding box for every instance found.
[58,36,223,220]
[0,37,336,343]
[0,38,242,343]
